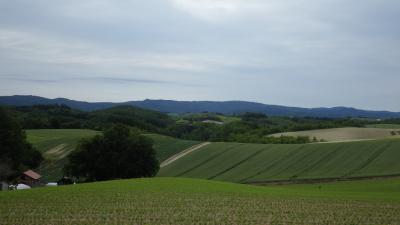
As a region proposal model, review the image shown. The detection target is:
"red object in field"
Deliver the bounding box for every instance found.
[22,169,42,184]
[23,170,41,180]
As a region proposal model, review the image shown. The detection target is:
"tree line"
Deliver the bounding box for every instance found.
[5,104,392,144]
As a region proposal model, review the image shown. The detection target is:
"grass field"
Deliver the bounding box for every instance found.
[26,130,200,182]
[1,177,399,225]
[159,139,400,183]
[271,127,400,142]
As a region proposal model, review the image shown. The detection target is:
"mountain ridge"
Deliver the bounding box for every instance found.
[1,95,399,118]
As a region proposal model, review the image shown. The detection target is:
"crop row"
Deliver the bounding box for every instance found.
[159,139,400,182]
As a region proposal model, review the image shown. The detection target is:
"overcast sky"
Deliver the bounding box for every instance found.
[1,0,399,111]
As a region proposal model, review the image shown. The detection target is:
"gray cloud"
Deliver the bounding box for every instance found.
[0,0,399,110]
[1,74,175,84]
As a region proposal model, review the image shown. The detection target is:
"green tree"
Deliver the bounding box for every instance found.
[0,107,43,181]
[65,124,159,181]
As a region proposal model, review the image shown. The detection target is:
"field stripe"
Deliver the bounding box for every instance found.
[175,144,242,177]
[268,145,322,179]
[207,148,266,180]
[244,173,400,185]
[292,145,344,178]
[344,142,393,177]
[240,145,305,183]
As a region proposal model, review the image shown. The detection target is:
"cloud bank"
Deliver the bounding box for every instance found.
[0,0,399,110]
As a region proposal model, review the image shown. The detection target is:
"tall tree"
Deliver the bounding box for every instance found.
[0,107,43,181]
[65,124,159,181]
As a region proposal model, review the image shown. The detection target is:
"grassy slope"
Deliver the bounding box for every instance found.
[159,139,400,183]
[26,130,200,182]
[271,127,400,142]
[26,129,100,182]
[1,177,400,224]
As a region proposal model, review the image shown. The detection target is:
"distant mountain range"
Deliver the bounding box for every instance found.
[1,95,400,118]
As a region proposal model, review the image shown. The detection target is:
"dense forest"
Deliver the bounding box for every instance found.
[4,104,397,144]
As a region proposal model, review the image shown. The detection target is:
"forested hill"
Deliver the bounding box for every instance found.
[1,95,400,118]
[131,100,400,118]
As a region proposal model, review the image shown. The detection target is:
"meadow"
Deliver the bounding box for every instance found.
[159,138,400,183]
[1,177,400,225]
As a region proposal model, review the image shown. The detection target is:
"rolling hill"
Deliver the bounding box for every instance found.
[158,139,400,183]
[1,177,399,224]
[271,127,400,142]
[27,129,400,184]
[26,130,200,182]
[2,95,400,118]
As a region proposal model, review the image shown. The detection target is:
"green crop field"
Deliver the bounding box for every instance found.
[159,139,400,183]
[1,177,400,225]
[271,127,400,142]
[143,134,200,162]
[26,130,200,182]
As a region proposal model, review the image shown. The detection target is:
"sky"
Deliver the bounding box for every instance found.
[0,0,399,111]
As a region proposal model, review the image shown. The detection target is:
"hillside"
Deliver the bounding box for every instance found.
[271,127,400,142]
[26,130,200,181]
[27,129,400,183]
[159,139,400,183]
[2,95,400,118]
[1,178,399,224]
[26,129,100,181]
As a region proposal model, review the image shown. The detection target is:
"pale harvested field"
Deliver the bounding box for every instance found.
[271,127,400,142]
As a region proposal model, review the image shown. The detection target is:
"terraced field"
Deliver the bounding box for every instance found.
[159,139,400,183]
[271,127,400,142]
[26,130,200,182]
[1,177,400,225]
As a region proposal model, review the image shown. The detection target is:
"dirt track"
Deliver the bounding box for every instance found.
[160,142,210,168]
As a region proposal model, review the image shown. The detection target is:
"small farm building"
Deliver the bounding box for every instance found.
[20,170,41,187]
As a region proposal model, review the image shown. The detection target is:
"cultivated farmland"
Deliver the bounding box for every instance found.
[1,177,400,225]
[26,130,200,181]
[271,127,400,142]
[158,139,400,183]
